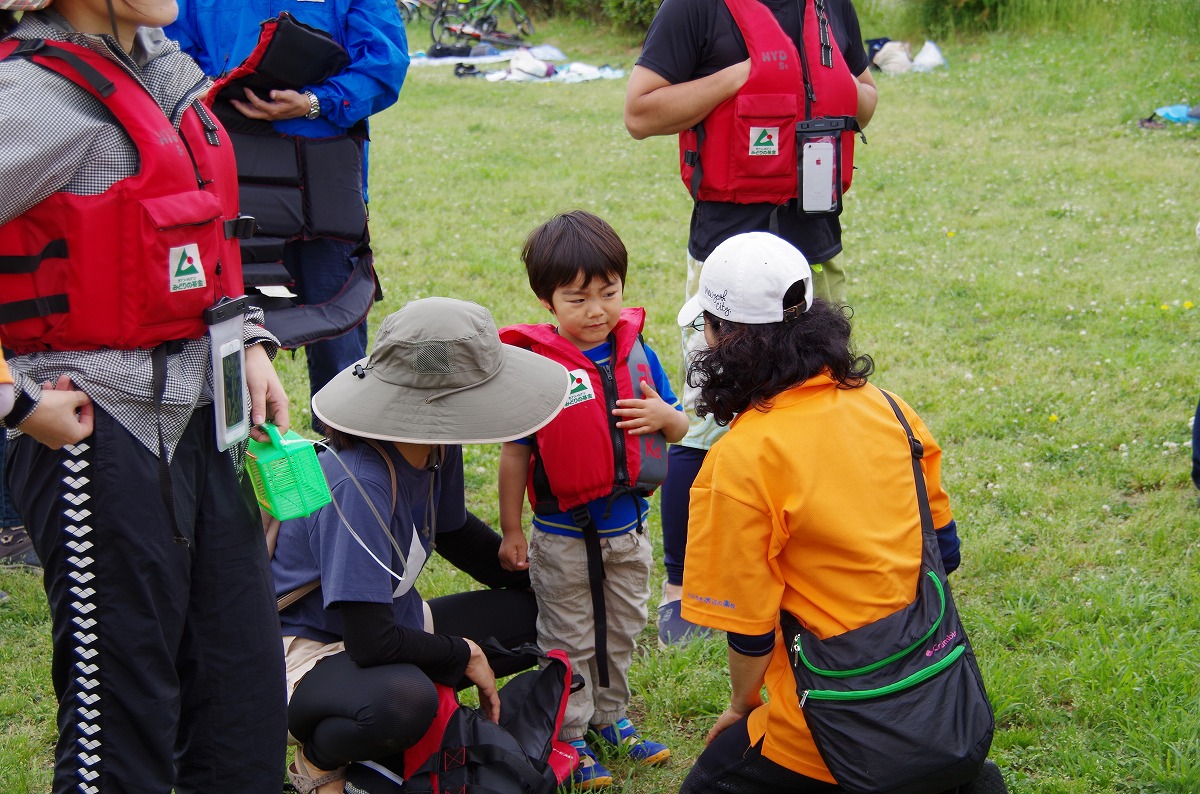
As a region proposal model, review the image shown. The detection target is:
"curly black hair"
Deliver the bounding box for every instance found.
[688,286,874,426]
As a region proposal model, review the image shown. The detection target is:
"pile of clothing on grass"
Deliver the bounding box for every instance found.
[1138,104,1200,129]
[866,38,947,75]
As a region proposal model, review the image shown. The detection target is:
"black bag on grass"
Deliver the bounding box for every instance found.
[427,42,472,58]
[344,645,579,794]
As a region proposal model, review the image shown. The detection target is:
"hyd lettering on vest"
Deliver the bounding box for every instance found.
[761,49,789,69]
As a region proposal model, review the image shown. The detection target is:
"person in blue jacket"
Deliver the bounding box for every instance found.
[167,0,409,419]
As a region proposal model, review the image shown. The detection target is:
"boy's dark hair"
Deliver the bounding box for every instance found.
[521,210,628,302]
[689,291,875,426]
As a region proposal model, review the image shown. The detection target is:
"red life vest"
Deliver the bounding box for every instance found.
[678,0,859,205]
[0,39,246,353]
[498,307,667,513]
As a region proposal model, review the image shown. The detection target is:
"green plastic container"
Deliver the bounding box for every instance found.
[246,424,332,520]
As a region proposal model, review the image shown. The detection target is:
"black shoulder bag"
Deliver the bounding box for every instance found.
[779,388,994,794]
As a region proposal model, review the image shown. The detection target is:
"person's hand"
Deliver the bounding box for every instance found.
[613,380,670,435]
[18,375,94,449]
[498,532,529,572]
[705,701,759,745]
[229,87,311,121]
[245,344,290,441]
[613,380,689,442]
[464,639,501,723]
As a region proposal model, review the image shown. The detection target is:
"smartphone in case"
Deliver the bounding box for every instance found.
[205,296,250,451]
[213,338,249,451]
[801,140,837,213]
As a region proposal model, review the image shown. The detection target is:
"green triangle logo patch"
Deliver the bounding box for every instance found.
[168,243,207,292]
[749,126,780,156]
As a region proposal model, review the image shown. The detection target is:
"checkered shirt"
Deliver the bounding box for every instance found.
[1,11,276,458]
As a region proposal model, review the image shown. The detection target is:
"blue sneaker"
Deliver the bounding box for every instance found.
[594,718,670,766]
[657,600,712,648]
[568,739,613,790]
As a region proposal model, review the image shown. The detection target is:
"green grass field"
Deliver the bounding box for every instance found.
[3,13,1200,794]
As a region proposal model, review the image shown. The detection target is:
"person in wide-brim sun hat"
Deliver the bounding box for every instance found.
[276,298,573,794]
[313,296,572,444]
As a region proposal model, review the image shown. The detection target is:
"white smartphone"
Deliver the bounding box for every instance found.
[801,140,837,213]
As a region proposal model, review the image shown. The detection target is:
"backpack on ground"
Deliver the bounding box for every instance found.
[345,644,580,794]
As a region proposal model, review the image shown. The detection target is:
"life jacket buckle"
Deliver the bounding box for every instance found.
[224,215,257,240]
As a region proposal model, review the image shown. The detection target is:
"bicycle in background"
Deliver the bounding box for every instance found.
[429,0,533,45]
[397,0,439,23]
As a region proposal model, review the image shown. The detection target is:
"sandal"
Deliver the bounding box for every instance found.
[287,750,346,794]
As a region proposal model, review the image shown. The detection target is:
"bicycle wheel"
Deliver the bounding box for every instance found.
[397,0,413,23]
[510,4,533,36]
[430,11,460,44]
[474,13,497,33]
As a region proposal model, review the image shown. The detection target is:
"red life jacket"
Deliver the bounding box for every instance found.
[0,39,247,353]
[678,0,859,205]
[498,307,667,513]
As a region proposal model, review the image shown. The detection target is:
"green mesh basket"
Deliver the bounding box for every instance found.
[246,424,332,521]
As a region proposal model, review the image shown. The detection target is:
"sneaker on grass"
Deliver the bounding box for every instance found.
[568,739,613,790]
[657,600,712,648]
[0,526,40,568]
[591,718,670,766]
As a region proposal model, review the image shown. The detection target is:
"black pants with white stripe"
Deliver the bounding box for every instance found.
[8,406,287,794]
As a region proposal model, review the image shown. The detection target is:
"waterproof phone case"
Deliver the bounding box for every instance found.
[796,117,853,215]
[206,296,250,451]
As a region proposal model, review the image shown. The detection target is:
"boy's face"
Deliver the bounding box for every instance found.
[540,273,624,351]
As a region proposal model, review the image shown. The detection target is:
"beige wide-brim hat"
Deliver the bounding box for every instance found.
[0,0,52,10]
[313,297,571,444]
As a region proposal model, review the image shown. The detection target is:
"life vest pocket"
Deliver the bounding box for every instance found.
[730,93,798,182]
[132,190,225,335]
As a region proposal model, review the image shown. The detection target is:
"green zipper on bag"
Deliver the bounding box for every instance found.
[792,571,947,678]
[799,645,966,707]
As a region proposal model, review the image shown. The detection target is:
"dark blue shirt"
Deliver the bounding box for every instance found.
[273,441,466,644]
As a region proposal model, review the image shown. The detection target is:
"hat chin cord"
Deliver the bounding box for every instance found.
[104,0,120,49]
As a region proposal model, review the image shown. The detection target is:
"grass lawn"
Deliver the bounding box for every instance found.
[3,15,1200,794]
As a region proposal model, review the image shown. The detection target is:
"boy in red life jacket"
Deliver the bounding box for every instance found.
[497,211,689,790]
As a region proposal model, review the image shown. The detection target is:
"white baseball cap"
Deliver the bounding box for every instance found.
[676,232,813,327]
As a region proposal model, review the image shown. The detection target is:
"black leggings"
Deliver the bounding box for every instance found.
[678,717,998,794]
[678,717,836,794]
[289,588,538,771]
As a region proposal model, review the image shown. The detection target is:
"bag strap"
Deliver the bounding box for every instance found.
[362,438,399,514]
[275,439,398,611]
[877,388,935,538]
[276,576,320,612]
